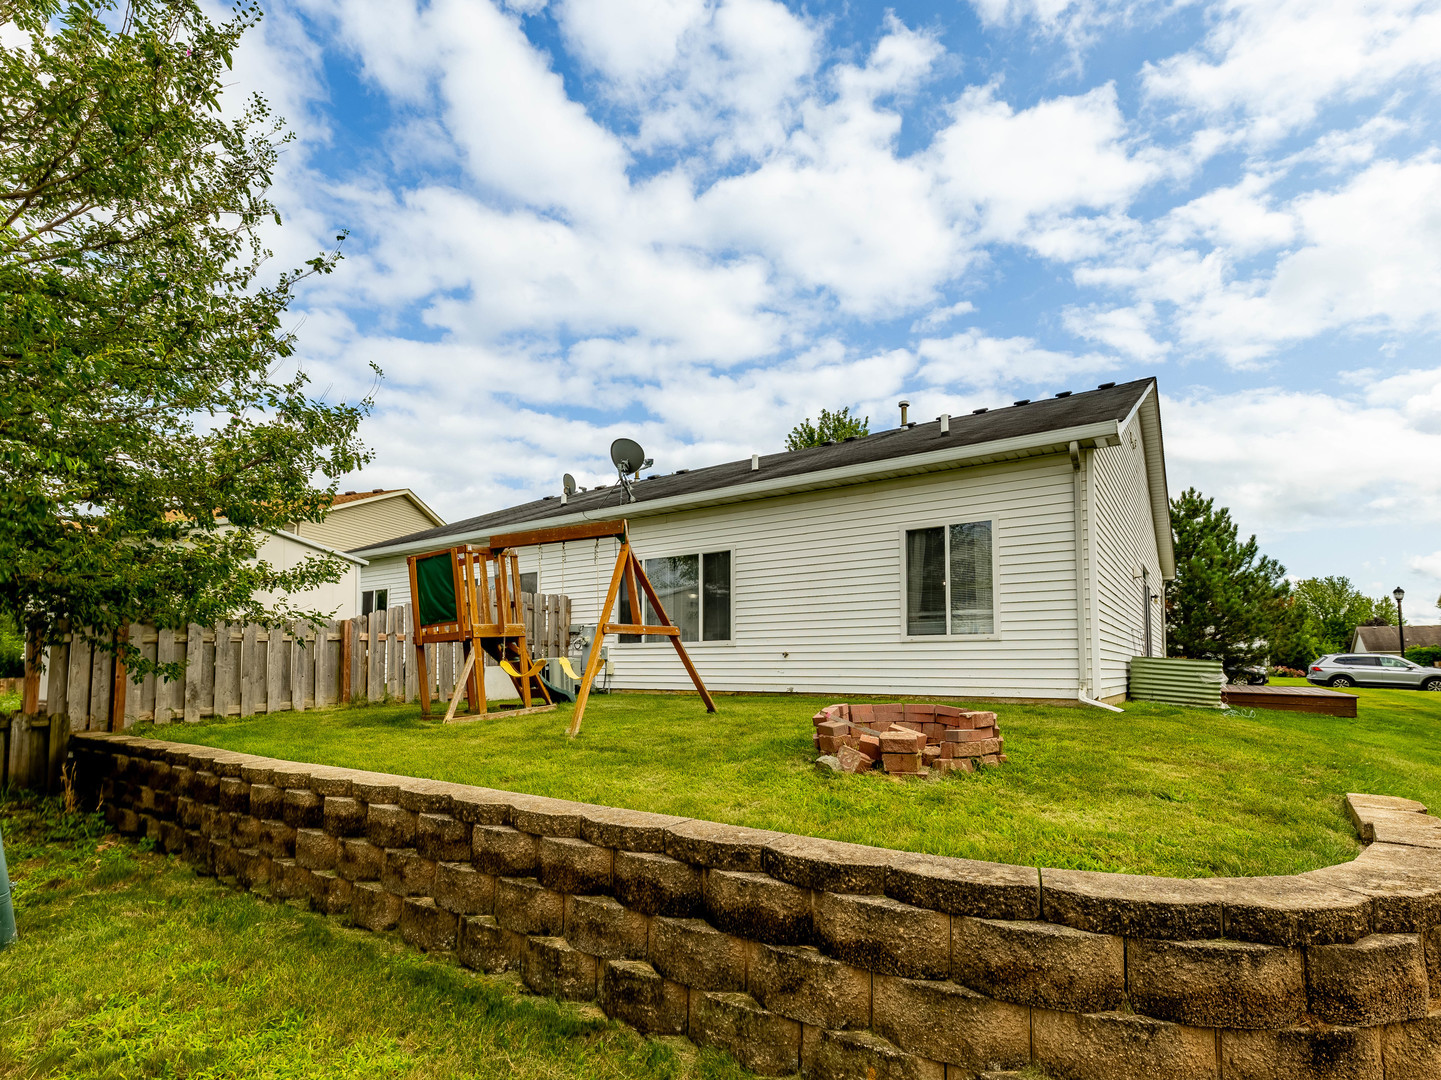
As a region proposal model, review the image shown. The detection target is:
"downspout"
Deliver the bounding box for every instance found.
[1071,441,1123,713]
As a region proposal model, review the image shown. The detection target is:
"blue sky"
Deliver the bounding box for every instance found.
[230,0,1441,619]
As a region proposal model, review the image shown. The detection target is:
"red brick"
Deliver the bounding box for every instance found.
[981,754,1000,765]
[816,720,849,738]
[849,704,874,725]
[838,745,873,773]
[880,730,924,754]
[967,711,998,726]
[904,704,936,723]
[923,747,941,766]
[817,736,841,754]
[955,738,1002,757]
[948,727,996,743]
[858,736,882,761]
[883,753,920,773]
[935,705,962,719]
[874,703,904,724]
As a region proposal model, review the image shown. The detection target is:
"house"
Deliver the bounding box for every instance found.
[1349,624,1441,656]
[284,488,443,613]
[352,378,1174,704]
[252,528,368,620]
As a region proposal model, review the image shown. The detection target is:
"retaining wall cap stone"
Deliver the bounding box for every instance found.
[580,806,691,852]
[886,850,1041,919]
[396,779,454,814]
[1348,792,1428,814]
[347,774,403,804]
[1217,875,1373,945]
[664,820,784,872]
[1039,869,1227,940]
[762,834,892,894]
[1301,843,1441,933]
[510,795,588,838]
[1364,808,1441,850]
[447,788,516,825]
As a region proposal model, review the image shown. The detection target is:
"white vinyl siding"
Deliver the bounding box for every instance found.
[604,457,1081,698]
[1089,414,1164,698]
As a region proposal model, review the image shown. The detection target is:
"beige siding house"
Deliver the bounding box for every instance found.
[290,489,444,553]
[354,379,1173,704]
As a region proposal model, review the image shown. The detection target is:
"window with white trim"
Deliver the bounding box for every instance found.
[904,521,995,636]
[618,550,732,643]
[361,588,388,616]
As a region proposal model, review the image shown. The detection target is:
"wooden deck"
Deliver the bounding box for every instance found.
[1222,684,1358,717]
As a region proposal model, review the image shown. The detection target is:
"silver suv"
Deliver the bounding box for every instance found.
[1307,654,1441,691]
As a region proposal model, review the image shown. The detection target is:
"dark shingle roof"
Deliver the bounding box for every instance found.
[1353,624,1441,651]
[354,377,1156,554]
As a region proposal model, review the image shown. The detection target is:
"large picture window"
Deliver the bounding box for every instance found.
[904,521,995,637]
[618,550,732,643]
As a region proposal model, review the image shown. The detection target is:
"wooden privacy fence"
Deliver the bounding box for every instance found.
[37,594,572,733]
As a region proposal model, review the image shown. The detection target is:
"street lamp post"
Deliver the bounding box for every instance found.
[1394,586,1406,657]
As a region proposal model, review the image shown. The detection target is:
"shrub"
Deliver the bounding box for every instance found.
[1268,665,1307,679]
[1405,645,1441,668]
[0,615,24,678]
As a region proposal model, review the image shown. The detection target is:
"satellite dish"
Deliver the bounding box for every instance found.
[563,473,577,496]
[610,438,647,474]
[609,438,654,503]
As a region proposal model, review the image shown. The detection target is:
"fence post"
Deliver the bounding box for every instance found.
[110,624,129,732]
[340,619,353,704]
[21,631,40,715]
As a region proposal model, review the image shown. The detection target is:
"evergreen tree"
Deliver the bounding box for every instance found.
[785,406,869,450]
[0,0,373,678]
[1166,488,1290,667]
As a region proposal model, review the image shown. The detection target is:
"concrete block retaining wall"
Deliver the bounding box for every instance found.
[71,732,1441,1079]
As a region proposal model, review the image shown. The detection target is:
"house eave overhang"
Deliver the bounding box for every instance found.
[355,419,1126,560]
[1124,384,1175,579]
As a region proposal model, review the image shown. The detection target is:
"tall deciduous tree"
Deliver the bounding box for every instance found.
[1166,488,1291,667]
[0,0,374,677]
[785,406,869,450]
[1290,576,1396,659]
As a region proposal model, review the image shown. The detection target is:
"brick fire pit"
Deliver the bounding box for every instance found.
[811,702,1006,777]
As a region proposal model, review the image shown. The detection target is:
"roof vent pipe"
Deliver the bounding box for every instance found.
[939,413,950,435]
[899,400,910,426]
[751,454,760,471]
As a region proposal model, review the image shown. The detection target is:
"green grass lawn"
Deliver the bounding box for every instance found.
[130,680,1441,879]
[0,795,755,1080]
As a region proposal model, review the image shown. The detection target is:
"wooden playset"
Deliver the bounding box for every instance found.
[407,519,715,735]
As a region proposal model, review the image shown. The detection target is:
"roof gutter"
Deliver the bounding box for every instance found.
[355,419,1124,560]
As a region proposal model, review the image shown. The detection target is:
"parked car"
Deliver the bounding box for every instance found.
[1224,663,1269,685]
[1307,654,1441,691]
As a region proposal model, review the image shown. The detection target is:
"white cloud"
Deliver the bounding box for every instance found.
[915,330,1117,391]
[1412,551,1441,582]
[1165,383,1441,533]
[1144,0,1441,144]
[1063,303,1169,361]
[928,84,1169,247]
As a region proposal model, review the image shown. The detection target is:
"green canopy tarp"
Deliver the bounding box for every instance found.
[414,554,458,627]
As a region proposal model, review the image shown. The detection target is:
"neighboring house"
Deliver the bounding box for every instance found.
[282,488,443,614]
[252,528,368,621]
[1349,624,1441,656]
[287,488,445,556]
[352,378,1174,704]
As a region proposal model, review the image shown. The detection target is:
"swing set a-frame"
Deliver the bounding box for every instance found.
[407,519,716,736]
